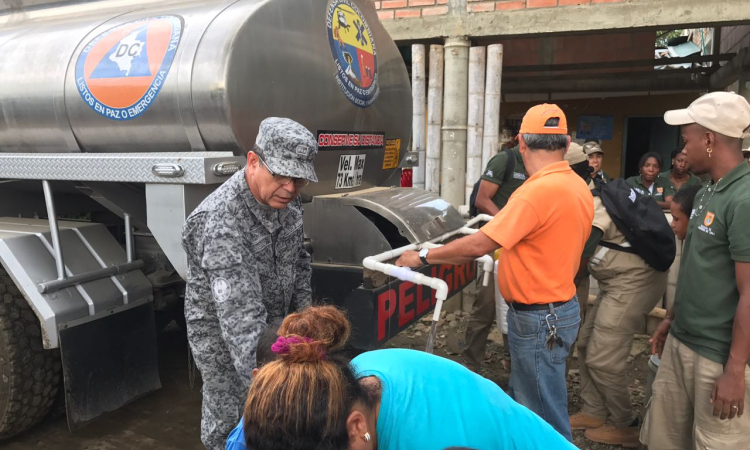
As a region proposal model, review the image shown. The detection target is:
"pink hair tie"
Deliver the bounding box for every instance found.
[271,336,314,355]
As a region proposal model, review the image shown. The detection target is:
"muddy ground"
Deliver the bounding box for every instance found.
[383,310,653,450]
[5,312,652,450]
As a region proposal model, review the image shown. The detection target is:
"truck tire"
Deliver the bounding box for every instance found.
[0,267,61,439]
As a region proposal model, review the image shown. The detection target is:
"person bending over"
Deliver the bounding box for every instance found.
[226,320,282,450]
[234,306,576,450]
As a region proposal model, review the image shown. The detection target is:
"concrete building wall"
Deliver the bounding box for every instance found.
[375,0,750,42]
[376,0,634,22]
[499,32,654,67]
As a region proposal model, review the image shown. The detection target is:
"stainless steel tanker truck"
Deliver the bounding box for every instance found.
[0,0,490,439]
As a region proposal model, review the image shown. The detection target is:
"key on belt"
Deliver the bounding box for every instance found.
[545,304,563,351]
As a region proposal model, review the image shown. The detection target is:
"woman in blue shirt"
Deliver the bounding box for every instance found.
[230,306,576,450]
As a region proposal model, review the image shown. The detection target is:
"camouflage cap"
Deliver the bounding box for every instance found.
[583,141,603,155]
[255,117,318,182]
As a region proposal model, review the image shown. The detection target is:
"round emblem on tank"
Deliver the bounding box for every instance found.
[326,0,379,108]
[75,15,183,120]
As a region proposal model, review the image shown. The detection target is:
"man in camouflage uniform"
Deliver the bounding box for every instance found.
[182,117,317,449]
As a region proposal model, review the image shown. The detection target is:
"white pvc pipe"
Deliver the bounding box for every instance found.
[364,243,418,264]
[427,226,477,244]
[425,213,493,244]
[477,254,493,287]
[412,44,427,190]
[482,44,503,170]
[466,46,486,205]
[363,215,492,265]
[361,255,450,352]
[362,258,449,301]
[441,37,470,208]
[467,213,494,227]
[426,45,444,194]
[362,214,494,353]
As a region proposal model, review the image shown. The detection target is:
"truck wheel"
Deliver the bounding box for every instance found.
[0,268,61,439]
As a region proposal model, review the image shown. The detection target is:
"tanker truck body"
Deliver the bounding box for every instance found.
[0,0,479,439]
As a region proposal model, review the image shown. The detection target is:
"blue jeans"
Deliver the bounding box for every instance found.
[507,298,580,442]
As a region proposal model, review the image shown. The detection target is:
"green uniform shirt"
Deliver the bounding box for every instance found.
[658,171,702,191]
[480,147,527,210]
[625,175,676,202]
[671,162,750,365]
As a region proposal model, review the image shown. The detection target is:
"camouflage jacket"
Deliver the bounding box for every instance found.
[182,170,312,384]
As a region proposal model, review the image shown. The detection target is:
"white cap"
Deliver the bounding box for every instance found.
[664,92,750,139]
[564,142,587,166]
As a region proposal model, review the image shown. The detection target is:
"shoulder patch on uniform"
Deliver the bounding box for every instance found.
[486,170,494,177]
[212,277,232,303]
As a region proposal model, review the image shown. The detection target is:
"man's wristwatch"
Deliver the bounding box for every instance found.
[418,248,430,266]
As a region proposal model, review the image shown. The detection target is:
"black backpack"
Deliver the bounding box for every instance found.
[592,178,676,272]
[469,148,516,217]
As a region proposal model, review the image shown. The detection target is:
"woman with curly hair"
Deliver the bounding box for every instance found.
[228,305,575,450]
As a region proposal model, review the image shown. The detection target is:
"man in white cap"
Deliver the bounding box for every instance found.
[642,92,750,449]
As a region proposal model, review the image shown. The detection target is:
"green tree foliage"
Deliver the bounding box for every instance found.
[656,30,684,48]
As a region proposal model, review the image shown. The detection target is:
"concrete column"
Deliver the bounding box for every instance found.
[411,44,427,190]
[440,36,470,208]
[482,44,503,170]
[466,46,486,205]
[426,45,444,194]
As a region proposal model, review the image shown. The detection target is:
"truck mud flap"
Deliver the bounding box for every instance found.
[59,302,161,430]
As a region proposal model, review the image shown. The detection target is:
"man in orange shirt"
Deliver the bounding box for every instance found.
[397,104,594,441]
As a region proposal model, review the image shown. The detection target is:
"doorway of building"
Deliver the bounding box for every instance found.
[622,116,682,179]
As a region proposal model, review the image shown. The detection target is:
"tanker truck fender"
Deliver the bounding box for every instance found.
[0,219,161,431]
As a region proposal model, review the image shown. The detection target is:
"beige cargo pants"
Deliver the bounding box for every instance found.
[576,276,590,321]
[578,248,667,427]
[641,334,750,449]
[567,276,590,376]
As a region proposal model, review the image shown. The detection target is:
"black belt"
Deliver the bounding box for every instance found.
[508,300,569,311]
